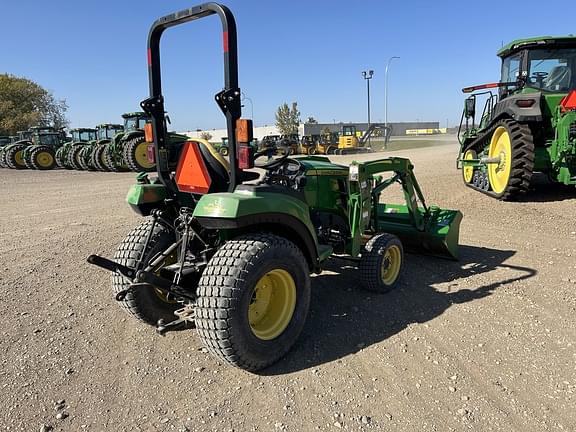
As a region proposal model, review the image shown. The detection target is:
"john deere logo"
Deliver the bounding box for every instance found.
[203,200,226,216]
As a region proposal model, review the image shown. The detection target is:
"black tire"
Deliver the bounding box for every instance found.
[68,146,84,170]
[91,145,109,171]
[219,146,229,156]
[123,135,154,172]
[30,146,56,170]
[307,146,317,155]
[78,146,93,170]
[23,148,35,169]
[0,149,6,168]
[359,233,404,293]
[5,145,27,169]
[326,146,336,155]
[103,145,123,172]
[195,233,311,372]
[112,219,179,325]
[487,119,535,200]
[55,147,66,168]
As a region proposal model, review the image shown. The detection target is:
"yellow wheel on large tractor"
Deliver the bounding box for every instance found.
[195,233,311,371]
[485,119,534,200]
[124,136,155,172]
[360,233,404,292]
[462,149,476,184]
[31,147,56,170]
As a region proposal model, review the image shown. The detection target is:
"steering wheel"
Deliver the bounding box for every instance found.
[253,148,290,170]
[533,71,548,78]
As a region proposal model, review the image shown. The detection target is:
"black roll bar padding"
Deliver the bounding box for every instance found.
[143,2,241,194]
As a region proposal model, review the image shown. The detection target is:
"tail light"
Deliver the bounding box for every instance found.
[515,99,535,108]
[238,145,254,169]
[146,143,155,163]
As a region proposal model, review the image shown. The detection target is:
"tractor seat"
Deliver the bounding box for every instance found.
[544,66,572,91]
[194,140,260,193]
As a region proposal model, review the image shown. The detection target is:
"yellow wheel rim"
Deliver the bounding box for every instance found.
[381,245,402,285]
[134,142,154,169]
[15,150,24,166]
[488,126,512,194]
[37,152,54,168]
[462,150,476,183]
[248,269,296,340]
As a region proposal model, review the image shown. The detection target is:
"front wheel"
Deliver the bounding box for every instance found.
[359,233,404,293]
[195,233,311,372]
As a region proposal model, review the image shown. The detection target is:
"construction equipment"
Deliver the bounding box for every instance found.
[88,3,462,372]
[103,112,152,172]
[57,128,97,169]
[458,35,576,199]
[299,134,320,155]
[334,124,390,155]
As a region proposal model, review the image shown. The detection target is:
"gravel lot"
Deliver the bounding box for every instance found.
[1,137,575,431]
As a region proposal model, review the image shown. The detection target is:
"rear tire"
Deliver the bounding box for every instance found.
[123,136,154,172]
[103,145,123,172]
[30,146,56,170]
[68,145,84,170]
[359,233,404,293]
[91,145,108,171]
[195,233,311,372]
[112,219,179,325]
[219,146,229,156]
[5,145,27,169]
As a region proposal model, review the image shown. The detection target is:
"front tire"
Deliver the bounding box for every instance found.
[195,233,311,372]
[359,233,404,293]
[112,220,179,325]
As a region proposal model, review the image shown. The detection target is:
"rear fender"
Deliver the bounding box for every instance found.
[193,191,320,271]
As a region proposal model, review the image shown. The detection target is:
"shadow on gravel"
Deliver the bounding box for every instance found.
[519,174,576,203]
[262,245,537,375]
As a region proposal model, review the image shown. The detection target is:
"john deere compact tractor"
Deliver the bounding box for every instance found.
[88,3,462,372]
[458,36,576,199]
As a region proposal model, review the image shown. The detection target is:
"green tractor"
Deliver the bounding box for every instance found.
[2,130,33,169]
[56,128,97,169]
[0,136,13,168]
[103,112,153,172]
[458,35,576,199]
[78,123,125,171]
[88,3,462,372]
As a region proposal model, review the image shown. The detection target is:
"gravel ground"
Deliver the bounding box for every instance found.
[1,138,575,431]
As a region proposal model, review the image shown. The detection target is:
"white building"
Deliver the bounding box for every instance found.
[181,125,306,142]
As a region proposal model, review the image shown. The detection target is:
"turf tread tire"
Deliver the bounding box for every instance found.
[194,233,311,372]
[112,219,179,325]
[359,233,404,293]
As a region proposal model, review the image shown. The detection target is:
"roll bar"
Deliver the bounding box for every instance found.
[140,3,242,193]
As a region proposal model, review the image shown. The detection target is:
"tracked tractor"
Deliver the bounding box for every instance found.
[458,36,576,199]
[88,3,462,372]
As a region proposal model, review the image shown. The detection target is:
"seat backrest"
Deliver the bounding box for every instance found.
[194,139,230,193]
[545,66,572,91]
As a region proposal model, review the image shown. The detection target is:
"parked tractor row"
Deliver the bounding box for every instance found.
[0,112,157,173]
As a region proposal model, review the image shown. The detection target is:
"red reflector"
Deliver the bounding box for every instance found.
[175,141,212,194]
[147,48,152,66]
[515,99,535,108]
[146,144,155,163]
[238,145,253,169]
[223,31,229,53]
[560,90,576,112]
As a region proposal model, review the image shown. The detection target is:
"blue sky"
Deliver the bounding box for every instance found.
[1,0,574,131]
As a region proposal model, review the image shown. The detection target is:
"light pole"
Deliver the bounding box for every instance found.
[241,92,254,123]
[385,56,400,146]
[362,70,374,146]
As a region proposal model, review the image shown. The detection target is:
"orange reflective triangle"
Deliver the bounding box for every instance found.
[175,141,212,194]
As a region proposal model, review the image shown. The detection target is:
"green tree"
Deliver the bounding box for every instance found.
[275,102,300,135]
[0,74,69,135]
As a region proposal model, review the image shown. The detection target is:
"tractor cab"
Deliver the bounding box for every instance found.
[96,124,124,141]
[71,128,97,143]
[122,112,150,132]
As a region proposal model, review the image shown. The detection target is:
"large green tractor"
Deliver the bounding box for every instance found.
[2,130,33,169]
[78,123,124,171]
[0,136,13,168]
[88,3,462,372]
[458,36,576,200]
[21,127,67,170]
[56,128,97,169]
[103,112,153,172]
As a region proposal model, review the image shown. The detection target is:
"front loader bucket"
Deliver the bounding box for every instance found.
[375,204,463,260]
